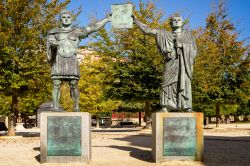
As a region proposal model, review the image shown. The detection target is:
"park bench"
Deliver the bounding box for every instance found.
[120,121,136,127]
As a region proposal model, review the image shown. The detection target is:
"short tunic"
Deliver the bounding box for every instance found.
[47,27,88,80]
[51,53,80,80]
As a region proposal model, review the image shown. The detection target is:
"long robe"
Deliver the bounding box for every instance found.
[156,29,197,110]
[47,27,88,80]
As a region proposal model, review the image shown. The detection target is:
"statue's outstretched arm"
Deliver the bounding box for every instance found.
[85,14,112,35]
[133,15,157,35]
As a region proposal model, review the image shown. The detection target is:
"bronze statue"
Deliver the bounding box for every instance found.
[133,14,197,112]
[47,10,111,111]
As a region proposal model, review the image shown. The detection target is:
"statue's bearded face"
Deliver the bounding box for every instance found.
[61,13,72,27]
[171,16,183,29]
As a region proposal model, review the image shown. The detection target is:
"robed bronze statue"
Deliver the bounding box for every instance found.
[133,14,197,112]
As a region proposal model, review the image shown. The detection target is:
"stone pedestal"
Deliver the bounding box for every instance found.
[152,112,203,163]
[15,123,26,131]
[40,112,91,163]
[37,102,64,128]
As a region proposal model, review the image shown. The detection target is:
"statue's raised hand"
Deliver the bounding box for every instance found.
[107,13,112,22]
[131,14,135,21]
[131,14,139,24]
[50,40,58,47]
[48,35,58,47]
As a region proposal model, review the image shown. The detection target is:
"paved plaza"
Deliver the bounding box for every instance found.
[0,125,250,166]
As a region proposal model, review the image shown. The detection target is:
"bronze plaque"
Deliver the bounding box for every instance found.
[47,116,82,156]
[163,117,196,156]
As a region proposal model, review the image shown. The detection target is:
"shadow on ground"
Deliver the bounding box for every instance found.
[33,147,40,151]
[92,129,141,133]
[16,132,40,137]
[33,147,40,162]
[94,131,250,165]
[112,133,151,148]
[93,144,153,163]
[94,132,153,162]
[203,136,250,166]
[110,145,153,162]
[35,154,40,162]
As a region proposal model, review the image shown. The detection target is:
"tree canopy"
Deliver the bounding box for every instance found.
[0,0,72,135]
[0,0,249,133]
[193,1,249,123]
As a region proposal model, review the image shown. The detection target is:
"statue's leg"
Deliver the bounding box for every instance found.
[52,79,62,110]
[70,79,80,112]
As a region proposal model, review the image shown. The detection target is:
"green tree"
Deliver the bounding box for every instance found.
[91,1,172,128]
[231,52,250,118]
[193,1,249,126]
[78,53,120,128]
[0,0,71,135]
[59,47,121,124]
[0,94,11,116]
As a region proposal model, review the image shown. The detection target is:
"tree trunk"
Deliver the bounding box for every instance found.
[138,111,141,126]
[225,115,230,124]
[234,115,239,122]
[205,117,209,126]
[215,103,220,128]
[208,115,212,123]
[7,115,15,136]
[7,95,18,136]
[143,101,151,129]
[24,116,27,128]
[243,115,248,122]
[96,113,100,128]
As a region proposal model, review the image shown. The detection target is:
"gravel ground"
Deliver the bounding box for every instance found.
[0,126,250,166]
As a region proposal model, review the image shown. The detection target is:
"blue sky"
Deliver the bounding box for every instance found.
[66,0,250,45]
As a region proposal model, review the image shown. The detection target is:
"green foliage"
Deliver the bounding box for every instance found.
[0,94,11,116]
[193,1,249,116]
[116,101,144,112]
[220,104,239,115]
[0,0,71,116]
[60,84,74,112]
[193,104,215,117]
[77,54,121,115]
[91,2,166,113]
[79,54,120,113]
[90,2,193,124]
[234,54,250,115]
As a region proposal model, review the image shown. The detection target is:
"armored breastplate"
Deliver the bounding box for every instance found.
[56,31,79,58]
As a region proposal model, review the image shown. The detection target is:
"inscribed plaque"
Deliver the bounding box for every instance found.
[163,117,196,156]
[47,116,82,156]
[111,4,133,29]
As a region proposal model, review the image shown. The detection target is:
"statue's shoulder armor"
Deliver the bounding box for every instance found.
[65,28,79,41]
[48,28,60,35]
[74,27,88,38]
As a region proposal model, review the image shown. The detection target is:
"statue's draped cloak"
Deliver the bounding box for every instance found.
[156,29,197,110]
[47,27,88,80]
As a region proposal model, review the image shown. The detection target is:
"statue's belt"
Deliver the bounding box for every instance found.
[48,28,77,34]
[57,52,77,58]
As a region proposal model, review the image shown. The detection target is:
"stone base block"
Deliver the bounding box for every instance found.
[40,112,91,163]
[152,112,203,162]
[15,123,26,131]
